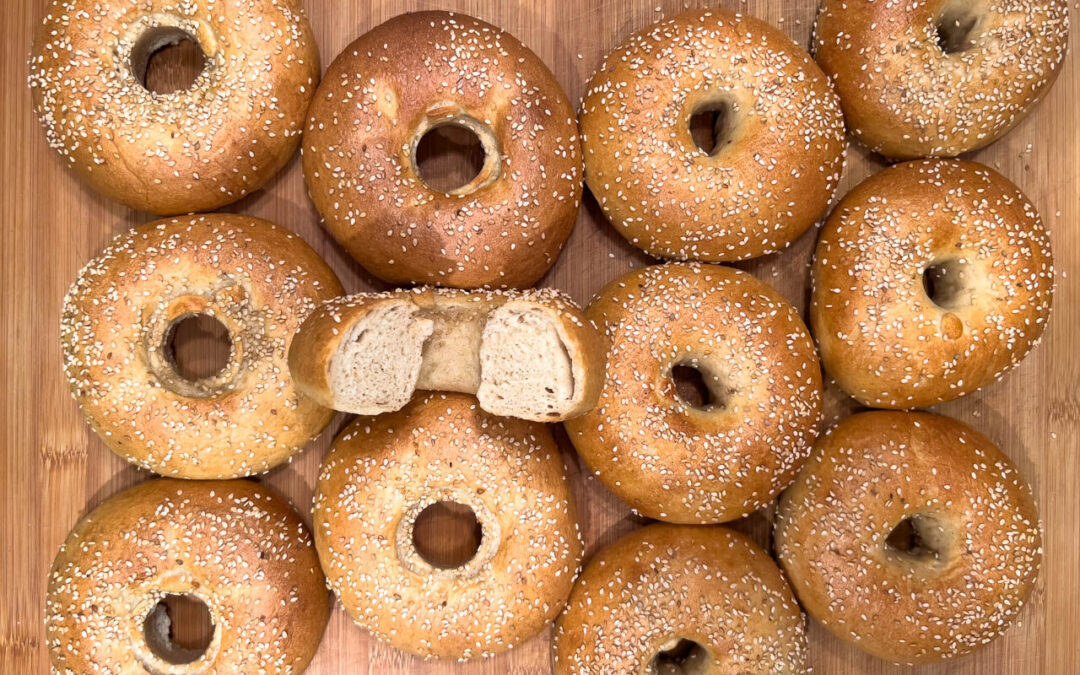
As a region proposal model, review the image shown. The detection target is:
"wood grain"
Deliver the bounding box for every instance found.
[2,1,1077,673]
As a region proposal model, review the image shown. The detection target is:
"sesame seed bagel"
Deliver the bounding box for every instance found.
[313,393,583,660]
[61,214,343,479]
[288,287,603,422]
[775,411,1042,664]
[553,524,808,674]
[564,263,823,523]
[814,0,1069,158]
[580,9,847,262]
[303,11,582,289]
[811,159,1053,409]
[28,0,320,215]
[46,478,330,674]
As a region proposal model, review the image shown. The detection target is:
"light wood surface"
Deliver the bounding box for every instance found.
[2,1,1077,673]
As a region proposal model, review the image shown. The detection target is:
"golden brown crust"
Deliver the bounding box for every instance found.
[580,9,846,261]
[313,393,583,660]
[811,159,1053,408]
[29,0,320,215]
[564,263,823,523]
[774,411,1042,664]
[288,286,604,421]
[814,0,1069,158]
[303,11,582,288]
[46,478,330,674]
[553,524,807,673]
[61,214,343,479]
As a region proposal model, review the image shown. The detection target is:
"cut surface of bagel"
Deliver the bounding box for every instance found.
[289,288,603,422]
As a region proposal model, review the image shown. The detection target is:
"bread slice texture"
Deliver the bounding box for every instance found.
[288,288,603,421]
[328,300,434,415]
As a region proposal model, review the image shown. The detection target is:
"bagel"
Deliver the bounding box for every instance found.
[28,0,320,215]
[814,0,1069,158]
[46,478,330,674]
[564,262,823,523]
[580,9,846,262]
[303,11,582,288]
[288,287,603,422]
[811,159,1053,408]
[313,393,582,660]
[554,524,807,673]
[775,411,1042,663]
[61,214,343,479]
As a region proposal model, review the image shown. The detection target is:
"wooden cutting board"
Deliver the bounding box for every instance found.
[2,0,1077,672]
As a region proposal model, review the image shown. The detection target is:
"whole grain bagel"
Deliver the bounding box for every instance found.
[303,11,582,289]
[580,9,846,262]
[554,523,807,673]
[313,393,582,660]
[564,263,823,523]
[61,214,342,479]
[28,0,320,215]
[811,159,1053,408]
[775,411,1042,664]
[814,0,1069,158]
[46,478,330,674]
[288,287,603,422]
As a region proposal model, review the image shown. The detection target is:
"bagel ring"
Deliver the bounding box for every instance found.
[61,214,343,479]
[776,411,1042,663]
[313,393,582,660]
[29,0,320,214]
[46,478,330,674]
[303,11,582,288]
[565,262,823,523]
[811,159,1053,408]
[555,524,808,673]
[580,9,846,261]
[814,0,1069,158]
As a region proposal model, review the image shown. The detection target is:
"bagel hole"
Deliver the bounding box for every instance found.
[671,363,727,411]
[936,5,982,54]
[649,638,711,675]
[885,514,948,563]
[412,501,483,569]
[164,314,232,382]
[922,259,974,310]
[415,122,486,193]
[142,594,214,665]
[689,99,737,156]
[131,27,206,95]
